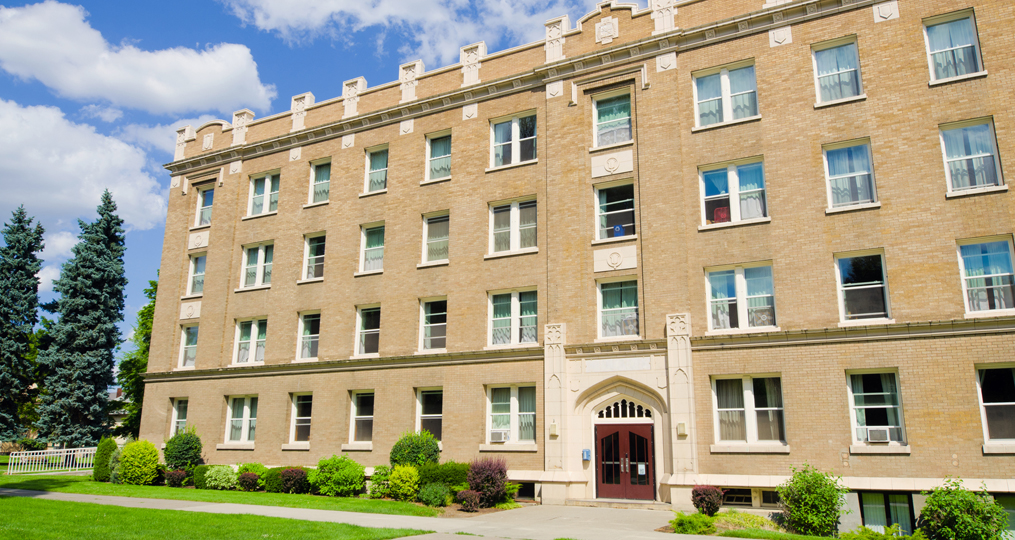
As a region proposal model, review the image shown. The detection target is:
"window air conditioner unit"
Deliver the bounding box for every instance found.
[867,428,890,442]
[490,430,510,443]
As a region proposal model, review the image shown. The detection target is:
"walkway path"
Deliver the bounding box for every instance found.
[0,488,699,540]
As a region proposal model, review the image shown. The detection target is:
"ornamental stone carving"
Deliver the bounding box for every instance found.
[188,232,207,250]
[547,80,564,99]
[289,147,301,161]
[545,16,569,63]
[290,92,314,132]
[770,26,792,47]
[666,313,690,338]
[232,109,254,146]
[593,245,637,272]
[462,103,477,121]
[595,16,619,45]
[651,0,677,35]
[591,150,633,178]
[229,160,242,175]
[342,134,355,149]
[656,52,676,72]
[460,42,486,87]
[343,77,367,118]
[174,125,194,161]
[400,119,414,135]
[202,133,214,151]
[873,0,899,22]
[399,60,424,103]
[180,301,201,320]
[545,323,564,344]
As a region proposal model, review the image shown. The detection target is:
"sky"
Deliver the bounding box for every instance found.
[0,0,620,355]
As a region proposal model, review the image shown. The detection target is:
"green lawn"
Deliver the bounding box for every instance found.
[0,496,430,540]
[0,475,440,517]
[717,529,828,540]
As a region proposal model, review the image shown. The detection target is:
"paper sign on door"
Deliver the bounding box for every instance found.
[637,463,646,475]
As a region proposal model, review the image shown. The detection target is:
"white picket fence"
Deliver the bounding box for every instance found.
[6,447,97,475]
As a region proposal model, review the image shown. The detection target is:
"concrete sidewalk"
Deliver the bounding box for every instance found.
[0,488,697,540]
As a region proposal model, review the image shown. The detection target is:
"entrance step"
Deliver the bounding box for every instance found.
[565,498,673,511]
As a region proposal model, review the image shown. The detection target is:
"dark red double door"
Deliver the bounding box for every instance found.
[595,424,654,500]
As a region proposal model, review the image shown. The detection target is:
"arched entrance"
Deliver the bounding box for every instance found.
[593,397,655,500]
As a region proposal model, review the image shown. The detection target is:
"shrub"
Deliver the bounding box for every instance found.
[418,461,470,487]
[917,478,1009,540]
[165,469,187,488]
[468,457,507,508]
[193,464,211,489]
[389,465,420,502]
[238,463,269,489]
[16,437,47,451]
[163,427,204,473]
[107,442,125,485]
[236,472,259,492]
[670,512,717,535]
[712,509,780,531]
[262,467,284,493]
[692,485,724,517]
[419,483,451,507]
[92,437,117,482]
[389,431,440,467]
[153,463,167,486]
[457,489,481,512]
[841,525,928,540]
[449,482,470,496]
[205,465,238,490]
[777,463,850,536]
[309,455,365,497]
[368,465,392,499]
[119,440,160,486]
[281,467,311,494]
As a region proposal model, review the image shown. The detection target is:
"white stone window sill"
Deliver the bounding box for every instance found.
[417,260,449,269]
[838,318,895,328]
[982,443,1015,455]
[297,277,324,285]
[826,202,881,214]
[484,248,538,260]
[594,335,642,343]
[592,235,637,246]
[229,362,264,368]
[814,94,867,109]
[946,184,1008,199]
[698,217,771,231]
[929,70,988,87]
[710,444,790,454]
[359,189,387,198]
[964,308,1015,320]
[189,224,211,232]
[479,443,538,452]
[175,365,196,371]
[303,200,329,209]
[692,115,762,133]
[354,270,383,277]
[242,211,278,221]
[705,326,780,336]
[281,443,310,451]
[485,159,538,173]
[292,357,318,363]
[234,285,271,293]
[589,140,634,153]
[483,343,539,351]
[415,348,447,355]
[180,294,203,301]
[849,444,911,455]
[350,353,380,360]
[216,443,255,451]
[422,177,451,186]
[342,442,373,451]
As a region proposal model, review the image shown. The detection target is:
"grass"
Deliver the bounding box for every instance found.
[717,530,828,540]
[0,496,430,540]
[0,475,440,517]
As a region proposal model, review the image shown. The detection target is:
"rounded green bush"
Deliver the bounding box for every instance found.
[777,463,850,536]
[119,440,160,486]
[262,467,284,493]
[368,465,392,499]
[238,463,269,489]
[389,431,440,467]
[163,427,204,473]
[204,465,238,490]
[309,455,365,497]
[917,478,1009,540]
[389,465,420,502]
[92,437,117,482]
[419,483,450,507]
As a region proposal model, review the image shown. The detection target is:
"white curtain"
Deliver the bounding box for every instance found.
[861,493,888,533]
[716,379,746,441]
[709,271,736,329]
[518,387,536,441]
[737,163,766,219]
[815,44,860,101]
[927,18,979,78]
[729,66,758,119]
[696,73,723,125]
[827,145,873,206]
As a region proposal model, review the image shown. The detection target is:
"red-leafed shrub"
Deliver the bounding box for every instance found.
[237,472,260,492]
[457,489,481,512]
[281,467,311,494]
[468,458,507,508]
[165,469,187,488]
[692,485,724,516]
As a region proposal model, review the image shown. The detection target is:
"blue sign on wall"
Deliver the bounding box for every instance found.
[582,449,591,461]
[613,224,624,237]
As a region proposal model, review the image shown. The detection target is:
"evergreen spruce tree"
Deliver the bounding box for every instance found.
[0,207,45,441]
[113,276,157,439]
[37,191,127,447]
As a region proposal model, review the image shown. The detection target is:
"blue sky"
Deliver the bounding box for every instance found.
[0,0,617,353]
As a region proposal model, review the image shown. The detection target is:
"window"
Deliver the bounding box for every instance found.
[427,133,451,181]
[860,493,914,534]
[491,113,537,167]
[849,373,905,443]
[242,243,273,288]
[423,214,449,263]
[418,389,443,440]
[700,161,767,226]
[707,264,776,331]
[958,239,1015,313]
[713,376,785,443]
[249,174,279,216]
[940,120,1002,193]
[599,280,639,338]
[311,162,331,203]
[594,93,632,147]
[366,147,388,193]
[194,187,214,227]
[304,235,326,279]
[357,306,380,356]
[489,386,537,443]
[924,13,983,82]
[489,290,538,346]
[352,392,374,442]
[978,367,1015,441]
[596,184,636,239]
[490,200,536,253]
[360,225,384,272]
[298,313,320,359]
[812,40,863,103]
[171,398,188,435]
[227,396,258,443]
[694,63,758,128]
[291,394,312,442]
[187,254,206,296]
[235,319,267,364]
[421,299,447,350]
[836,252,890,322]
[180,325,198,368]
[823,141,877,208]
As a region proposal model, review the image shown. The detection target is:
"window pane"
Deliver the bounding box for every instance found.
[601,281,638,337]
[596,95,631,146]
[357,393,375,416]
[716,379,746,441]
[598,185,635,239]
[355,418,373,442]
[421,391,443,417]
[493,205,511,252]
[709,270,738,330]
[729,66,758,119]
[816,44,861,102]
[519,201,537,249]
[491,388,511,414]
[364,227,385,271]
[491,294,512,345]
[737,163,767,219]
[426,216,449,261]
[519,290,538,343]
[360,307,381,331]
[420,418,442,440]
[827,145,874,206]
[519,115,536,140]
[424,301,447,349]
[745,266,776,328]
[696,74,723,126]
[861,493,889,532]
[840,255,884,286]
[296,395,313,418]
[927,18,979,79]
[262,245,273,284]
[493,121,512,144]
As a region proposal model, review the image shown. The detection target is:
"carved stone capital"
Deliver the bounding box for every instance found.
[460,42,486,86]
[544,16,569,63]
[544,323,566,345]
[666,313,691,338]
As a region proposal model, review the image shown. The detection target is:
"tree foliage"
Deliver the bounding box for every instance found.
[36,191,127,447]
[777,463,850,536]
[917,478,1009,540]
[113,277,157,439]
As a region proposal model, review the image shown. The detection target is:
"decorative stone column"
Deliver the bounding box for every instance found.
[290,92,314,132]
[665,313,697,509]
[343,77,367,119]
[231,109,254,146]
[399,60,424,103]
[541,323,571,505]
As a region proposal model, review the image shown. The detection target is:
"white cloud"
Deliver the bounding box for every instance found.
[80,104,123,123]
[0,1,277,115]
[42,231,78,261]
[221,0,589,67]
[37,265,61,293]
[116,115,219,158]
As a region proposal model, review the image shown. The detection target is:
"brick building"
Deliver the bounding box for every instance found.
[141,0,1015,531]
